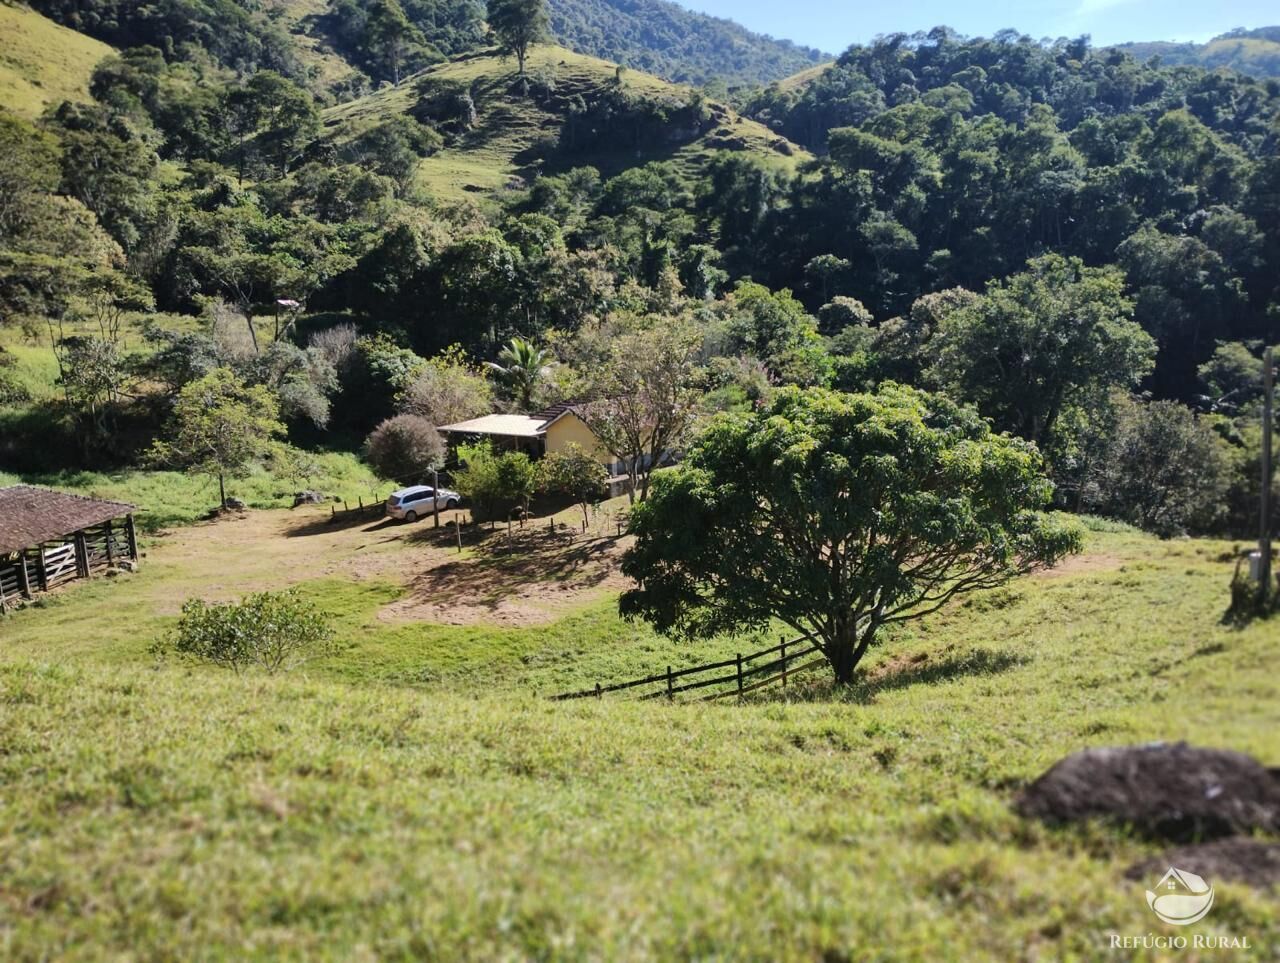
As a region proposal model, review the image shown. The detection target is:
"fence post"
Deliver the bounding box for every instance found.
[74,532,89,579]
[35,547,48,592]
[125,514,139,565]
[456,521,462,553]
[549,515,555,536]
[104,519,115,567]
[667,666,674,701]
[781,636,787,688]
[595,682,602,700]
[17,553,32,599]
[736,653,743,697]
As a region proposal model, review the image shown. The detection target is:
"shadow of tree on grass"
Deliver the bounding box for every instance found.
[395,530,627,614]
[747,647,1028,705]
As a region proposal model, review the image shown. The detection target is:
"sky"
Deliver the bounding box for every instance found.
[679,0,1278,54]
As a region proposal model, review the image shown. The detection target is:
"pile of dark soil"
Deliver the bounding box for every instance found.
[1015,742,1280,842]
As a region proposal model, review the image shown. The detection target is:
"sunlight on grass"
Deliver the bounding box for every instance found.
[1,517,1276,957]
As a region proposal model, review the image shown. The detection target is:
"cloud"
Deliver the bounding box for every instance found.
[1073,0,1145,15]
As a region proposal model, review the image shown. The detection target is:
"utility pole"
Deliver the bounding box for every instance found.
[1260,345,1274,605]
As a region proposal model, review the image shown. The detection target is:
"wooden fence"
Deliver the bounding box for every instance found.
[0,516,137,612]
[551,633,828,703]
[329,495,387,521]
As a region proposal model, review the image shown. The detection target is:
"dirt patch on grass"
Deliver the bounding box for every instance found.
[138,506,638,627]
[379,529,634,626]
[144,506,465,610]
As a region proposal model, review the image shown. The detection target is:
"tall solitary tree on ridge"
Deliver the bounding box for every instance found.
[487,0,548,78]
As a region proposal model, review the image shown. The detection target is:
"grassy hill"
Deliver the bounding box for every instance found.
[323,45,811,203]
[1111,27,1280,78]
[0,3,113,116]
[0,499,1277,956]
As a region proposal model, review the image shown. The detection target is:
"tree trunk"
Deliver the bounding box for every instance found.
[245,308,260,354]
[218,473,227,508]
[828,617,874,685]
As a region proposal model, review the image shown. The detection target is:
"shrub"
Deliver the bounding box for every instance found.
[363,413,446,485]
[538,443,608,526]
[452,441,536,525]
[163,590,335,673]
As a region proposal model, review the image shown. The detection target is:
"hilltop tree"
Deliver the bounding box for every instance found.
[486,0,548,78]
[621,386,1081,684]
[147,368,286,508]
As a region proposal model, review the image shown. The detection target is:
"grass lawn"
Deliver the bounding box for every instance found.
[0,503,1276,958]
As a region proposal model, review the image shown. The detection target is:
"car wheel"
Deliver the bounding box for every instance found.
[405,510,418,523]
[446,499,458,509]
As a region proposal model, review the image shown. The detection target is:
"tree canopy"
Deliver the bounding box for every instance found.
[621,385,1082,682]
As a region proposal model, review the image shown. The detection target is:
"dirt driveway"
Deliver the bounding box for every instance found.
[143,505,635,627]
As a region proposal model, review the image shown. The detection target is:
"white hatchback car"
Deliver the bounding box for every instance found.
[386,485,460,522]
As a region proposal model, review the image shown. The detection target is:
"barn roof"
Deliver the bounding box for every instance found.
[0,485,135,554]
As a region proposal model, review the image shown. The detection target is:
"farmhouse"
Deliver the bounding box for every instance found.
[0,485,138,610]
[440,401,617,470]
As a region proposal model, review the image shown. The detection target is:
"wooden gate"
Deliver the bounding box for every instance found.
[42,543,78,588]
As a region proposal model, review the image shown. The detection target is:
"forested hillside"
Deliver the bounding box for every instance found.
[545,0,825,88]
[1113,26,1280,79]
[0,13,1277,543]
[23,0,824,97]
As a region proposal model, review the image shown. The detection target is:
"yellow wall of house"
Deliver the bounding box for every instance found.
[544,413,609,464]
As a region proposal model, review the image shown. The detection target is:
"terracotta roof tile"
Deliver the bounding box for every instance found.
[0,485,135,554]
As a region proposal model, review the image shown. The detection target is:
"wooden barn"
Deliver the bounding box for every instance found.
[0,485,138,611]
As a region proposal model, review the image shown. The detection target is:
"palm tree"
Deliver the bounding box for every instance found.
[486,337,555,411]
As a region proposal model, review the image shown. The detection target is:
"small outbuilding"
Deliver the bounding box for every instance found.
[0,485,138,611]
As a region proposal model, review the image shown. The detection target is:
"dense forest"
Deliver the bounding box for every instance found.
[545,0,825,89]
[0,4,1278,540]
